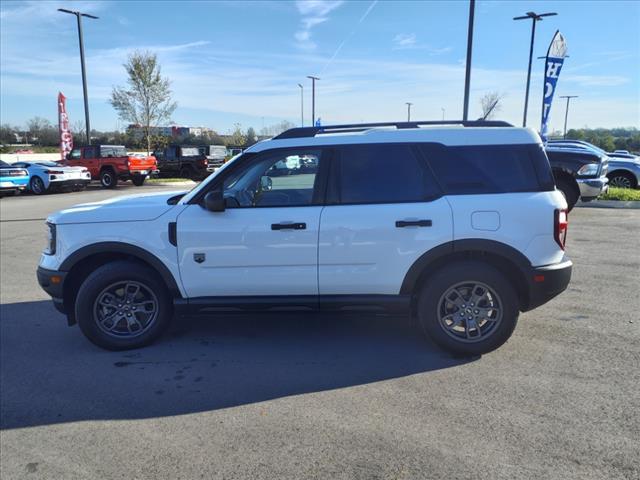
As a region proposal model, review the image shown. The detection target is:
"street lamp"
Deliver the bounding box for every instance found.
[559,95,578,139]
[297,84,304,127]
[441,107,445,121]
[307,76,320,126]
[405,102,413,122]
[58,8,98,145]
[514,11,557,127]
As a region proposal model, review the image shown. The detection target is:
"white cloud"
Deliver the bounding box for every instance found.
[294,0,343,50]
[392,33,452,55]
[393,33,416,48]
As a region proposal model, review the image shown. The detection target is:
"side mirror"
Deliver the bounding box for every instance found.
[260,176,272,191]
[203,189,225,212]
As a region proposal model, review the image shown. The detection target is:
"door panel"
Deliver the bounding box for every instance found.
[318,200,453,295]
[177,205,322,297]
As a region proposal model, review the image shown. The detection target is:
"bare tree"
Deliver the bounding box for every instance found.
[479,92,503,120]
[27,117,52,145]
[110,51,177,155]
[260,120,296,137]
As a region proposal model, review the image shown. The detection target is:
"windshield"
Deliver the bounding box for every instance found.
[35,161,60,167]
[180,152,245,202]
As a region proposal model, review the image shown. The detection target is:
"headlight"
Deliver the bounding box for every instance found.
[577,164,599,176]
[45,222,56,255]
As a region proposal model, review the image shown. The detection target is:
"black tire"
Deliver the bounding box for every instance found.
[75,261,173,350]
[417,261,519,356]
[555,178,579,211]
[30,176,47,195]
[100,169,117,189]
[607,171,636,189]
[132,175,146,186]
[179,166,194,179]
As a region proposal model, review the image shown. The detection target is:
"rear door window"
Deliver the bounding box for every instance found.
[333,144,439,204]
[418,143,550,194]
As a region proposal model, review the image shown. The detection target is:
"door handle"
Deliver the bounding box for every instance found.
[395,219,432,228]
[271,222,307,230]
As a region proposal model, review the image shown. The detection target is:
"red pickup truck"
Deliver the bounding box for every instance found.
[64,145,158,188]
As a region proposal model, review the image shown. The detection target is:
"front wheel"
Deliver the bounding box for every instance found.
[608,171,636,189]
[132,175,146,186]
[100,169,117,189]
[417,261,519,356]
[30,176,47,195]
[75,261,173,350]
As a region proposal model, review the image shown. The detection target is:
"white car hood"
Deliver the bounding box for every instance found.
[48,190,187,225]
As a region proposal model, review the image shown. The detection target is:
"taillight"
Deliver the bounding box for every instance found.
[554,209,568,250]
[201,159,207,167]
[44,170,64,175]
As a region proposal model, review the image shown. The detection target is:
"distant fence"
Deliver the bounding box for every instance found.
[1,153,61,164]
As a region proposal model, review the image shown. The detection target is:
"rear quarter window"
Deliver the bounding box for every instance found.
[418,143,553,194]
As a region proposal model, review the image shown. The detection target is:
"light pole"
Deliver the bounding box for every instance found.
[462,0,475,121]
[406,102,413,122]
[58,8,98,145]
[297,83,304,127]
[559,95,578,139]
[441,108,445,121]
[514,11,557,127]
[307,76,319,126]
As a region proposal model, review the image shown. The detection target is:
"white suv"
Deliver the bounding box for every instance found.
[37,121,572,355]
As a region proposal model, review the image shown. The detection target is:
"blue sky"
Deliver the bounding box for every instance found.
[1,0,639,134]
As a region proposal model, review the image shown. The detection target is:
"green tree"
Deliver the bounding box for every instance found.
[110,51,177,155]
[245,127,257,146]
[228,123,246,146]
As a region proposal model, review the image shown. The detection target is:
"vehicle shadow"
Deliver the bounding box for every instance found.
[0,300,476,430]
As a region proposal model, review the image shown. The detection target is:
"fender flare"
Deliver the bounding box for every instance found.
[399,239,532,295]
[59,241,182,297]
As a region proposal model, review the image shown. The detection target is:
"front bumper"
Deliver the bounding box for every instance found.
[524,259,573,311]
[36,266,67,315]
[577,175,608,201]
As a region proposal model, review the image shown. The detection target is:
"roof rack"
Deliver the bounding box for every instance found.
[274,120,514,140]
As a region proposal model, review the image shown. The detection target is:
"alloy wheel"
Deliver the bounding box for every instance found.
[93,281,159,338]
[437,281,503,343]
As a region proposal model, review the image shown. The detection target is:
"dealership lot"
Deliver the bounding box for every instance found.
[1,187,639,479]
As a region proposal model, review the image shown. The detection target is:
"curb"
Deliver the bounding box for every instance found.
[147,181,197,187]
[576,200,640,209]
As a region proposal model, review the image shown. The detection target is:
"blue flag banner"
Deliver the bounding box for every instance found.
[541,31,568,141]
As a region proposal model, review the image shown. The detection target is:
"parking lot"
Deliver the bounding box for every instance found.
[1,186,639,479]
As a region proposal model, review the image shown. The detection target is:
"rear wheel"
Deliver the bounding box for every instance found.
[555,178,579,211]
[132,175,146,186]
[100,169,117,189]
[608,171,636,189]
[417,261,519,356]
[30,176,46,195]
[179,166,194,179]
[75,261,172,350]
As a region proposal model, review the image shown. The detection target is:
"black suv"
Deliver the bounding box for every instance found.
[545,147,609,210]
[152,145,211,180]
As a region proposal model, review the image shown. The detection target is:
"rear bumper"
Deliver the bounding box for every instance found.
[577,176,608,201]
[0,179,29,190]
[36,266,68,314]
[49,179,90,190]
[524,259,573,311]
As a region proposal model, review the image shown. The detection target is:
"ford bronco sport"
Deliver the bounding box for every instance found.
[37,121,572,355]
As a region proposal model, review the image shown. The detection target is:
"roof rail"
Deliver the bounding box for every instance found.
[274,120,514,140]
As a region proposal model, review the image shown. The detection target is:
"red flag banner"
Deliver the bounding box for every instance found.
[58,92,73,160]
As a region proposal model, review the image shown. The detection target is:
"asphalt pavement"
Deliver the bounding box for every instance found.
[1,186,639,479]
